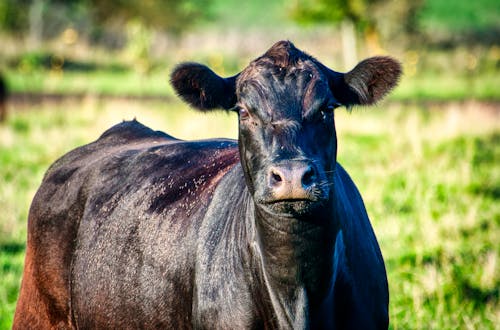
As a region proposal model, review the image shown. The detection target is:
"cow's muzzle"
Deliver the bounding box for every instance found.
[267,161,318,201]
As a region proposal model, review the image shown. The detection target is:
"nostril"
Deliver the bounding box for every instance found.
[302,166,316,187]
[271,170,283,185]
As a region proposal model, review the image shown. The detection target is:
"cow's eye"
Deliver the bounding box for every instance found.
[238,107,249,119]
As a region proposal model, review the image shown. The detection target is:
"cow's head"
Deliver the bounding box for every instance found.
[171,41,401,218]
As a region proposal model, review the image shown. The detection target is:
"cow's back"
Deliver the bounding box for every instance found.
[14,120,239,329]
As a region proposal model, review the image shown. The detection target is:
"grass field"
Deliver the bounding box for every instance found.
[0,98,499,329]
[7,65,500,102]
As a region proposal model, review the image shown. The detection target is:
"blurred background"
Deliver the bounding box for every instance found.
[0,0,498,328]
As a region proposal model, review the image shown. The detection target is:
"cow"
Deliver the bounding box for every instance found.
[14,40,401,329]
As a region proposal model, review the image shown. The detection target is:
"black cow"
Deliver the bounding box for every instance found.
[14,41,401,329]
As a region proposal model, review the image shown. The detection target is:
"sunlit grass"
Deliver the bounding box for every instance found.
[0,99,498,329]
[6,69,175,97]
[393,71,500,101]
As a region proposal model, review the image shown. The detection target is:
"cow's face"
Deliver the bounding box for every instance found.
[234,53,339,217]
[171,41,401,217]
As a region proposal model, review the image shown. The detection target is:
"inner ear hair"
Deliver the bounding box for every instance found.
[344,56,402,105]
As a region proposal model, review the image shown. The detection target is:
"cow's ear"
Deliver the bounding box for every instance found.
[170,62,238,111]
[328,56,402,106]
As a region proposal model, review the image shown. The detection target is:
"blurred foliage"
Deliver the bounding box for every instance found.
[205,0,290,30]
[290,0,379,28]
[0,0,498,49]
[420,0,499,33]
[289,0,424,43]
[419,0,500,46]
[12,51,129,73]
[0,0,31,35]
[0,0,212,41]
[289,0,499,47]
[84,0,212,34]
[0,0,91,39]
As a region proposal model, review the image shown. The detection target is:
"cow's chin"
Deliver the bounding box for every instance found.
[258,199,324,220]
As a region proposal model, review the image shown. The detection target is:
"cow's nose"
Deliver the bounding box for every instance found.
[268,162,317,200]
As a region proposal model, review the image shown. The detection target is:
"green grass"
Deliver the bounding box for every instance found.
[5,69,175,97]
[392,71,500,101]
[1,99,499,328]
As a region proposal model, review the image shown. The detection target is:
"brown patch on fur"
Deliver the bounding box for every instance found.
[204,148,241,190]
[13,241,73,329]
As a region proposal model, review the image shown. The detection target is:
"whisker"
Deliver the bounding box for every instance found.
[317,182,335,188]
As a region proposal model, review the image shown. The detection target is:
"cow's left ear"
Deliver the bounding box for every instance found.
[170,62,238,111]
[328,56,402,106]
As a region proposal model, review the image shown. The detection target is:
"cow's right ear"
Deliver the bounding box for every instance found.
[170,63,238,111]
[327,56,402,106]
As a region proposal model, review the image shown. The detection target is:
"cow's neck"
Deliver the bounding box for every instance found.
[249,204,338,326]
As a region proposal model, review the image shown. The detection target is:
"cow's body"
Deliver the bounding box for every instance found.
[15,41,401,329]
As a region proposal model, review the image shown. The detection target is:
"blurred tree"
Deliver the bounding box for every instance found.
[290,0,371,26]
[368,0,424,47]
[290,0,381,67]
[0,0,31,36]
[84,0,211,35]
[289,0,424,63]
[418,0,500,46]
[29,0,44,48]
[0,0,212,42]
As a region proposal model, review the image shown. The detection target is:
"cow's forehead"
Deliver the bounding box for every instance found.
[236,59,330,119]
[238,48,322,81]
[237,40,323,88]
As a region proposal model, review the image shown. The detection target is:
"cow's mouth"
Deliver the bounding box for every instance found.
[259,198,323,218]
